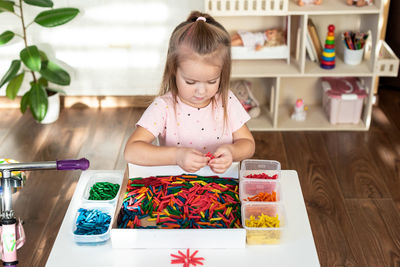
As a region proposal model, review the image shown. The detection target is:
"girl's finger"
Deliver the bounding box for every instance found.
[211,167,225,174]
[193,157,209,164]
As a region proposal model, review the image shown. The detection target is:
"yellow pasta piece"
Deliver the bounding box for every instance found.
[245,213,280,228]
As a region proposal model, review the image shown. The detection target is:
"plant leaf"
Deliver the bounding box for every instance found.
[29,83,48,121]
[20,90,30,113]
[0,30,15,45]
[47,87,66,95]
[0,0,14,13]
[40,60,70,85]
[38,76,48,87]
[23,0,53,8]
[0,60,20,88]
[20,45,41,71]
[6,72,24,99]
[39,50,48,62]
[34,8,79,27]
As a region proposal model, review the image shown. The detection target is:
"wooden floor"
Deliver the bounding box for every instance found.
[1,87,400,267]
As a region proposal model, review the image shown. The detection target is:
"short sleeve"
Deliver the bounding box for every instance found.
[227,90,251,132]
[136,97,167,138]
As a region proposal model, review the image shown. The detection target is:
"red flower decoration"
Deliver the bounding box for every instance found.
[170,249,205,266]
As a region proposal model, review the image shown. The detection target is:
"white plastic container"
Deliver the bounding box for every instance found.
[240,180,281,202]
[72,203,114,244]
[82,170,124,204]
[343,46,364,65]
[322,77,367,124]
[240,159,281,181]
[241,202,286,245]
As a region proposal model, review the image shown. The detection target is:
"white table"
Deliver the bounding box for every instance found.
[46,170,320,267]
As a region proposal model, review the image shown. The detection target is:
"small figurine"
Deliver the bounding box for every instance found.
[291,98,307,121]
[346,0,373,7]
[297,0,322,6]
[231,29,285,51]
[320,24,336,69]
[230,80,260,118]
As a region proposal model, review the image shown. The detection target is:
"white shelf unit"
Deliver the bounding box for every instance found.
[205,0,399,131]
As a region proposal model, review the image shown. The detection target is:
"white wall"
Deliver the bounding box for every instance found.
[0,0,203,96]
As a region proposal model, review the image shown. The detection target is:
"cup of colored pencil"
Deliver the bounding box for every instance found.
[342,31,368,65]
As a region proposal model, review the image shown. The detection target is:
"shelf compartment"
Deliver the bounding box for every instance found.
[277,105,367,130]
[375,41,399,77]
[303,13,378,75]
[232,77,275,131]
[205,0,288,16]
[230,15,292,63]
[276,77,370,131]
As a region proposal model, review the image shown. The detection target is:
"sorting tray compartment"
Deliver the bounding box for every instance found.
[241,202,286,245]
[240,179,281,202]
[240,159,281,181]
[82,170,124,204]
[72,202,114,244]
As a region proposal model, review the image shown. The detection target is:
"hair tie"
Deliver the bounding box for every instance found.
[196,16,206,22]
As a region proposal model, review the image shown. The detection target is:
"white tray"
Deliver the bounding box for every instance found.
[110,163,246,248]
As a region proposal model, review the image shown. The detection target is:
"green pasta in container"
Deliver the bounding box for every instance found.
[89,182,120,200]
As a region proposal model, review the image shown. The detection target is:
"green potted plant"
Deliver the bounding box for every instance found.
[0,0,79,123]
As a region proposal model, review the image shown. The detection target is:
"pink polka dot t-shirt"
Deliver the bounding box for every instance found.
[136,90,250,153]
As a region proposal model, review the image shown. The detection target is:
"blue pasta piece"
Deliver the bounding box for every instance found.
[74,208,111,235]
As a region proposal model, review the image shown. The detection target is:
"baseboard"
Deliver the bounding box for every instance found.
[0,95,155,108]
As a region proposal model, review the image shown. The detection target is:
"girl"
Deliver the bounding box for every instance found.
[124,11,255,174]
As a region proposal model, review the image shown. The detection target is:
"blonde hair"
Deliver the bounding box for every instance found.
[159,11,231,124]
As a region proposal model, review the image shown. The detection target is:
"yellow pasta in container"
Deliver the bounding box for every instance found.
[241,202,286,245]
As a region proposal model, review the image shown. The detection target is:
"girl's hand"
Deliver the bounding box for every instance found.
[176,148,209,173]
[208,145,233,174]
